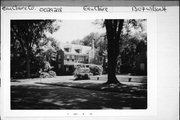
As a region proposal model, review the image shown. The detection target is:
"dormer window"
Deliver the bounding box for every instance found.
[75,49,81,54]
[64,47,71,52]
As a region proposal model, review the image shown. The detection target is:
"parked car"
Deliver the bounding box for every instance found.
[74,67,93,80]
[74,63,103,76]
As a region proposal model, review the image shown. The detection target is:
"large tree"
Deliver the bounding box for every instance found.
[11,20,60,78]
[104,19,147,83]
[105,19,124,84]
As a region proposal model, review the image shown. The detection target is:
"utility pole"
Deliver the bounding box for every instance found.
[92,39,95,60]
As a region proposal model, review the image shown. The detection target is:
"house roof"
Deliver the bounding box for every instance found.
[59,43,92,55]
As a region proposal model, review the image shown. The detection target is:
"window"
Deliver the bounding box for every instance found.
[75,49,81,53]
[72,55,75,59]
[58,55,61,62]
[79,57,82,61]
[65,55,70,61]
[72,55,75,61]
[58,64,61,69]
[64,48,71,52]
[140,63,145,71]
[66,66,69,71]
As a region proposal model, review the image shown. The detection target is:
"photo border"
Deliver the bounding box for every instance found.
[1,9,157,118]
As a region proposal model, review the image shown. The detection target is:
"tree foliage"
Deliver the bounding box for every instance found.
[118,19,147,74]
[11,20,60,79]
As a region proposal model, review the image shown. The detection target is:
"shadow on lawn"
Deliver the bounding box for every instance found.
[37,81,147,96]
[11,83,147,109]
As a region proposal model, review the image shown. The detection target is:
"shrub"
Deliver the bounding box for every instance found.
[89,65,103,75]
[48,70,56,77]
[39,70,56,78]
[40,72,50,78]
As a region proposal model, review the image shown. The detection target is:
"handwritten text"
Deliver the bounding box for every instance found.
[132,5,167,12]
[2,5,34,11]
[83,6,108,12]
[39,7,62,12]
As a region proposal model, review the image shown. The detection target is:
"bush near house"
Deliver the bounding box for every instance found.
[39,70,56,78]
[89,65,103,75]
[39,61,57,78]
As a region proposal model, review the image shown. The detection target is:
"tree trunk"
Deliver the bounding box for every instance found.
[107,48,119,84]
[105,20,124,84]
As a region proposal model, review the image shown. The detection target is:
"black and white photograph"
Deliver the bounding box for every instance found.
[10,19,147,110]
[1,0,179,119]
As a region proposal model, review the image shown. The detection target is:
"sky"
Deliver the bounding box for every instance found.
[47,20,106,43]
